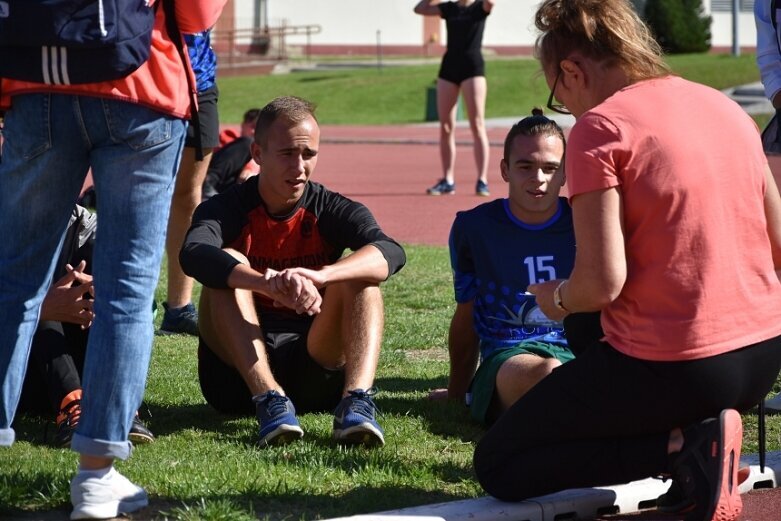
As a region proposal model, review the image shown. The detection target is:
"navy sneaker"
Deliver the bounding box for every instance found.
[426,179,455,196]
[333,388,384,447]
[475,180,490,197]
[159,302,199,336]
[253,390,303,447]
[128,414,155,445]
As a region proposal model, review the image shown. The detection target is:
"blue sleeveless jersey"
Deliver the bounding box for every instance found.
[184,30,217,92]
[449,198,576,360]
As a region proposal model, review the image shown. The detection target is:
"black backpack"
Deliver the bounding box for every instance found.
[0,0,203,158]
[0,0,156,85]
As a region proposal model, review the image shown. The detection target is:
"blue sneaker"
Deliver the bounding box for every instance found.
[333,388,384,447]
[475,180,490,197]
[426,179,455,195]
[159,302,199,336]
[253,390,303,447]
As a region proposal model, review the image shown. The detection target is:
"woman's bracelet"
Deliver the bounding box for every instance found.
[553,279,569,313]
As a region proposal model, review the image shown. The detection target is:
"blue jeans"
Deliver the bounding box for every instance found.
[0,94,185,459]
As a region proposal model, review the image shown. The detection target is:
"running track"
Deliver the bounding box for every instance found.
[315,123,518,246]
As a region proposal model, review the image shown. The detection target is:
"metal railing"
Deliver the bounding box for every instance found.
[212,24,322,65]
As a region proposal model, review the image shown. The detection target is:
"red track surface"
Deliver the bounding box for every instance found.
[315,124,518,246]
[316,123,781,520]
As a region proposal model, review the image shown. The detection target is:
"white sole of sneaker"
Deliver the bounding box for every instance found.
[259,424,304,447]
[156,329,195,336]
[128,432,155,444]
[333,423,385,447]
[706,409,743,521]
[71,495,148,520]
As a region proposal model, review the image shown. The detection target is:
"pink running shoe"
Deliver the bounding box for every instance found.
[672,409,743,521]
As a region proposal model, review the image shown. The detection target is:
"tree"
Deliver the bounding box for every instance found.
[644,0,712,54]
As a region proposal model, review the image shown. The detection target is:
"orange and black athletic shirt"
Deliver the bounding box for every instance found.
[180,175,406,316]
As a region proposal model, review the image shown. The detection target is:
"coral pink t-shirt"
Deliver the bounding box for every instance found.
[567,76,781,361]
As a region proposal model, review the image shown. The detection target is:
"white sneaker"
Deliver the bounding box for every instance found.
[70,467,148,520]
[765,392,781,413]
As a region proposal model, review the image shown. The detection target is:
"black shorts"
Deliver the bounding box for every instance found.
[198,316,345,415]
[185,86,220,149]
[438,52,485,85]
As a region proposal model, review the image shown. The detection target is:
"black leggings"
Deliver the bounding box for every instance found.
[474,335,781,501]
[18,321,87,414]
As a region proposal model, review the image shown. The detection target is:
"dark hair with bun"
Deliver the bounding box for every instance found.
[503,107,565,161]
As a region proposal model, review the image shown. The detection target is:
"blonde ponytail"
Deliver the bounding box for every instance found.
[534,0,670,80]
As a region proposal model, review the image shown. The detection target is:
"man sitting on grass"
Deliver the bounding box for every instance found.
[180,96,406,447]
[429,109,600,424]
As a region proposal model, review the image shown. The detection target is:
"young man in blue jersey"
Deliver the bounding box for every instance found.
[430,109,599,424]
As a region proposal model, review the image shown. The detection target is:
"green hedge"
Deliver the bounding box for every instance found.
[644,0,712,54]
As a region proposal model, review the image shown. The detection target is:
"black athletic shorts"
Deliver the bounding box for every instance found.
[438,52,485,85]
[198,315,345,415]
[185,85,220,149]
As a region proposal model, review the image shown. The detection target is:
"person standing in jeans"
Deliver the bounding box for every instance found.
[0,1,227,519]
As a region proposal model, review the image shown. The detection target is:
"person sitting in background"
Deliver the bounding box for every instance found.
[429,109,600,424]
[180,96,406,448]
[217,107,261,148]
[202,108,261,201]
[17,206,154,447]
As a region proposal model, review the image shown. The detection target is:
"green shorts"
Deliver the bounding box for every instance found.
[468,341,575,425]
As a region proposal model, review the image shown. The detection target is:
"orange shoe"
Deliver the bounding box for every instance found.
[54,389,83,448]
[672,409,743,521]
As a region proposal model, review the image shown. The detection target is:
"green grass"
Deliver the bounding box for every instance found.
[217,53,763,125]
[0,246,482,520]
[3,245,781,520]
[1,54,779,519]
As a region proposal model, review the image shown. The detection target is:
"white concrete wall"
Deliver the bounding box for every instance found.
[482,2,539,47]
[249,1,539,48]
[239,1,758,50]
[710,12,757,48]
[265,1,422,45]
